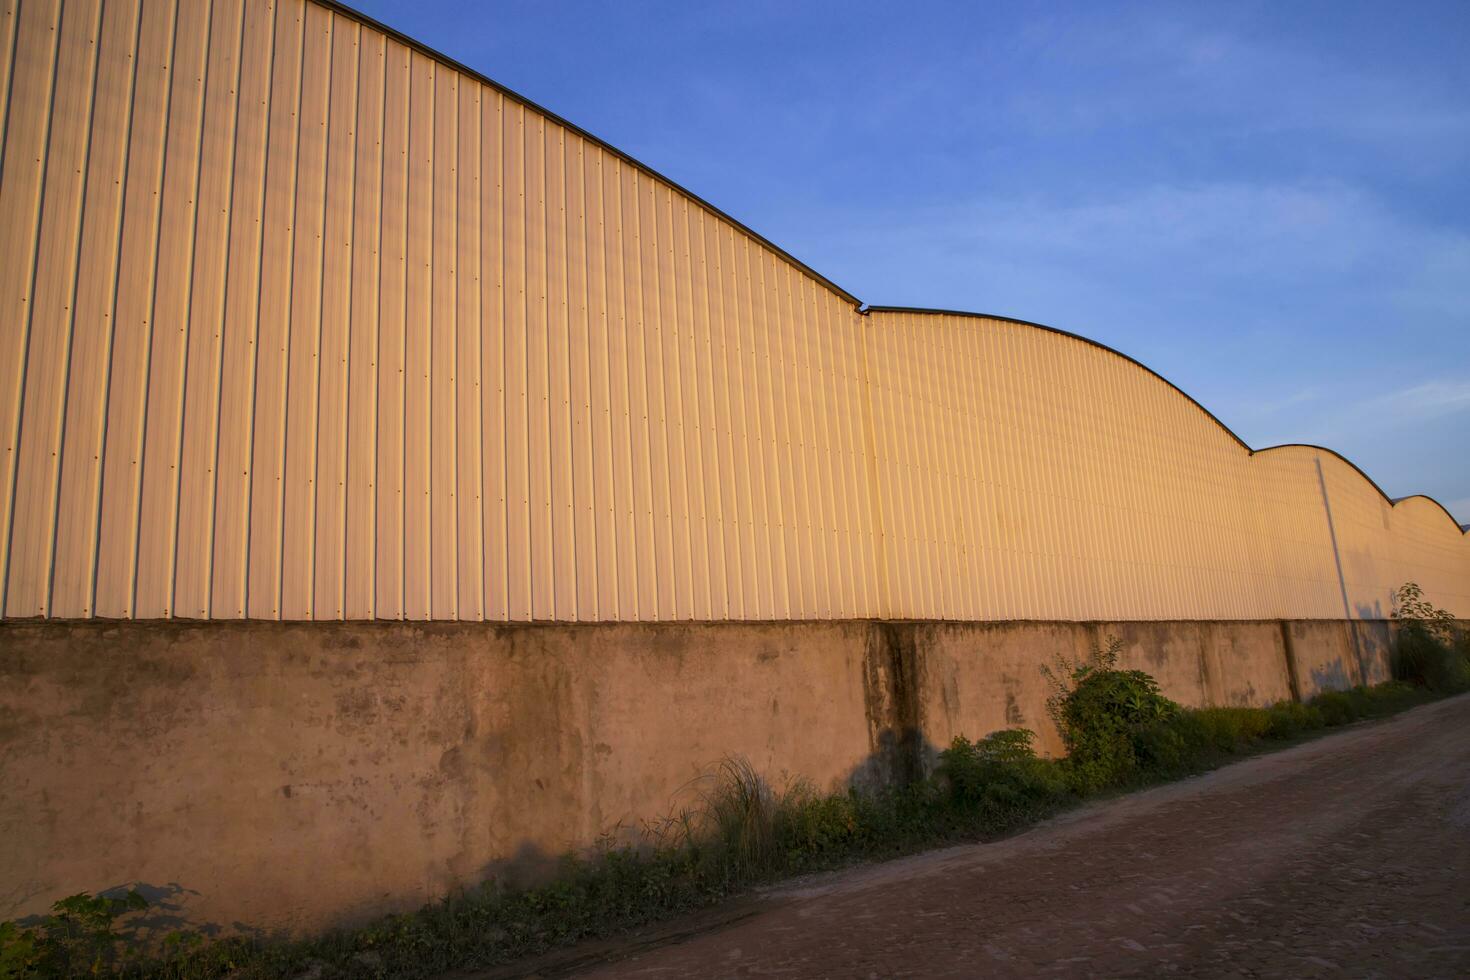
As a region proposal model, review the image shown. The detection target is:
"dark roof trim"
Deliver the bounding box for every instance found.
[864,307,1468,537]
[319,0,862,306]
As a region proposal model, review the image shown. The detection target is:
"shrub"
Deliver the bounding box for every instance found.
[937,729,1069,828]
[0,890,150,979]
[1312,689,1362,726]
[1393,627,1470,693]
[1133,707,1270,777]
[1054,656,1179,793]
[1263,700,1326,739]
[1390,582,1469,693]
[776,785,863,864]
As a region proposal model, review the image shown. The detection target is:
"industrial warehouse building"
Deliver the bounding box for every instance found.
[2,0,1467,933]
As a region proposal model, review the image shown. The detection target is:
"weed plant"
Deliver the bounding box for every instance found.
[1391,582,1469,692]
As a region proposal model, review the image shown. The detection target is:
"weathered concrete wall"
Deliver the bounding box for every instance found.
[1283,620,1367,697]
[0,617,1398,934]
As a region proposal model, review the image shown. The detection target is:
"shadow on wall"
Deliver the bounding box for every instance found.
[11,881,291,949]
[21,720,957,945]
[1308,660,1357,696]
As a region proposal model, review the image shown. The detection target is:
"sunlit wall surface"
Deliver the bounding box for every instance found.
[1,0,1465,622]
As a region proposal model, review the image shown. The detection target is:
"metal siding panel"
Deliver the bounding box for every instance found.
[890,315,924,615]
[773,263,810,617]
[277,0,330,619]
[501,100,531,620]
[208,0,274,619]
[677,201,714,620]
[544,125,575,618]
[751,249,789,618]
[799,277,830,616]
[524,111,554,619]
[836,303,869,617]
[480,88,508,620]
[401,49,432,619]
[99,0,177,620]
[723,230,759,618]
[6,0,101,617]
[926,316,956,617]
[856,308,880,618]
[49,0,142,618]
[701,212,737,618]
[0,1,18,148]
[371,38,407,618]
[623,169,655,617]
[429,65,456,619]
[601,156,638,620]
[584,144,617,619]
[133,0,210,618]
[343,26,384,619]
[954,318,985,620]
[658,187,695,619]
[174,0,245,619]
[0,0,60,613]
[733,235,771,618]
[637,174,674,618]
[817,296,853,617]
[566,136,599,620]
[308,14,357,619]
[245,0,303,620]
[454,78,483,619]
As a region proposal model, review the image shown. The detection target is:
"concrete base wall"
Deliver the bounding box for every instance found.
[0,617,1395,935]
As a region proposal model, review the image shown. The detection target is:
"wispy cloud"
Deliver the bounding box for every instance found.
[1364,381,1470,423]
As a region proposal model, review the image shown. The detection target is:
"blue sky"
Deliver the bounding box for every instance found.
[352,0,1470,523]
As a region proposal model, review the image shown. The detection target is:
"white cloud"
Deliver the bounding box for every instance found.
[1368,380,1470,419]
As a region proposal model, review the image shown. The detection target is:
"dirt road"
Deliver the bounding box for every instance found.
[558,694,1470,978]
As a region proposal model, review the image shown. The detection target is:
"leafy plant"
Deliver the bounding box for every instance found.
[1040,635,1123,731]
[1390,582,1468,692]
[0,890,148,979]
[937,729,1069,827]
[1043,637,1180,793]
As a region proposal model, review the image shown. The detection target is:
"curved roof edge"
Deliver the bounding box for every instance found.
[320,0,863,306]
[1256,445,1468,535]
[862,305,1253,452]
[323,1,1465,541]
[864,307,1467,538]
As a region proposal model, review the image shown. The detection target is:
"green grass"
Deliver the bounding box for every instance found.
[3,673,1461,979]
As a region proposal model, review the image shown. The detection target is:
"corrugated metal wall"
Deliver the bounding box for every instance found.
[2,0,1466,622]
[860,312,1468,621]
